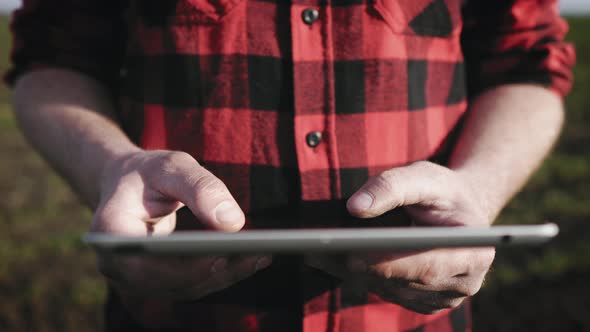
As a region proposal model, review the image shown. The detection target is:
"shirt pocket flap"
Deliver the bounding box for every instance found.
[137,0,244,25]
[372,0,462,38]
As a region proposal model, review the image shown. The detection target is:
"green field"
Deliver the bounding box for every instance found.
[0,14,11,104]
[1,14,589,332]
[1,15,102,332]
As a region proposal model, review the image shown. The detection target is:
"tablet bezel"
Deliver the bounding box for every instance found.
[83,223,559,255]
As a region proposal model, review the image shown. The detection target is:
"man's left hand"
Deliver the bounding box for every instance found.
[306,161,496,314]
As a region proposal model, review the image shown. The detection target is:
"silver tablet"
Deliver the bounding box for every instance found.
[83,223,559,255]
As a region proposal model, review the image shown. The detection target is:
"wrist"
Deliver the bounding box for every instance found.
[452,166,505,224]
[97,146,144,206]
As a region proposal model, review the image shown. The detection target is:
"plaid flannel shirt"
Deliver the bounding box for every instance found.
[6,0,574,331]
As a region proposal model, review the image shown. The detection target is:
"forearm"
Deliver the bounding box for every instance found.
[13,68,140,209]
[449,84,564,222]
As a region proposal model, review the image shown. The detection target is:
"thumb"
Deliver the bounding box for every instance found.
[151,153,245,232]
[346,161,446,218]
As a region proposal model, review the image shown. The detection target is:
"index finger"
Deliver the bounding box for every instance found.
[148,152,245,232]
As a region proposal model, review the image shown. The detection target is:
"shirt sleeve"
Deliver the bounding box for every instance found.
[461,0,576,98]
[4,0,127,88]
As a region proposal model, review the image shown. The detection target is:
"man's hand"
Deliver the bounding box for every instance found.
[306,161,495,314]
[92,150,271,300]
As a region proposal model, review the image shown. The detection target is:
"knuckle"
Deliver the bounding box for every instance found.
[464,285,480,297]
[372,170,407,206]
[158,151,198,174]
[410,160,432,169]
[371,172,396,196]
[366,263,394,280]
[478,248,497,265]
[192,173,227,196]
[411,160,445,176]
[462,279,484,297]
[449,275,483,297]
[376,169,397,187]
[416,264,439,286]
[463,249,495,277]
[169,151,198,165]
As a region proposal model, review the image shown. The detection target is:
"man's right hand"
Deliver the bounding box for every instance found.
[91,150,271,300]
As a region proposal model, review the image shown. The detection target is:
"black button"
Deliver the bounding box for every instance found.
[302,8,319,25]
[306,131,322,147]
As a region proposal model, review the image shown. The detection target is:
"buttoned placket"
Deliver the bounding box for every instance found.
[292,3,341,203]
[291,3,343,332]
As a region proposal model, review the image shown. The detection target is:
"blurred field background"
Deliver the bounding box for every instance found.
[0,14,589,332]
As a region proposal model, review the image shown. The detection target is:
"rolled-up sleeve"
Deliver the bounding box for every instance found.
[461,0,576,98]
[4,0,126,88]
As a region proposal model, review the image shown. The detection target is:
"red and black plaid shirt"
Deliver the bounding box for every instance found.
[7,0,574,331]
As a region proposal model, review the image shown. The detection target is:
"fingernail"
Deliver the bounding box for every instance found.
[348,192,373,212]
[347,258,367,272]
[210,257,227,273]
[255,256,272,272]
[215,201,243,227]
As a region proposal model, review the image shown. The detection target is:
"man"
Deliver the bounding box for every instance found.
[6,0,574,331]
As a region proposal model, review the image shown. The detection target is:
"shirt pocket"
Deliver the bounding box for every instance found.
[136,0,244,25]
[371,0,462,38]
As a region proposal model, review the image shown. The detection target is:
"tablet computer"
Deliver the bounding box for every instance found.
[83,223,559,255]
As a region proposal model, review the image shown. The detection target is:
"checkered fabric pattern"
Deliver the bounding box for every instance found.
[6,0,574,331]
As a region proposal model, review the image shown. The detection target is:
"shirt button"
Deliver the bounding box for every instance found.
[302,8,319,25]
[306,131,322,147]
